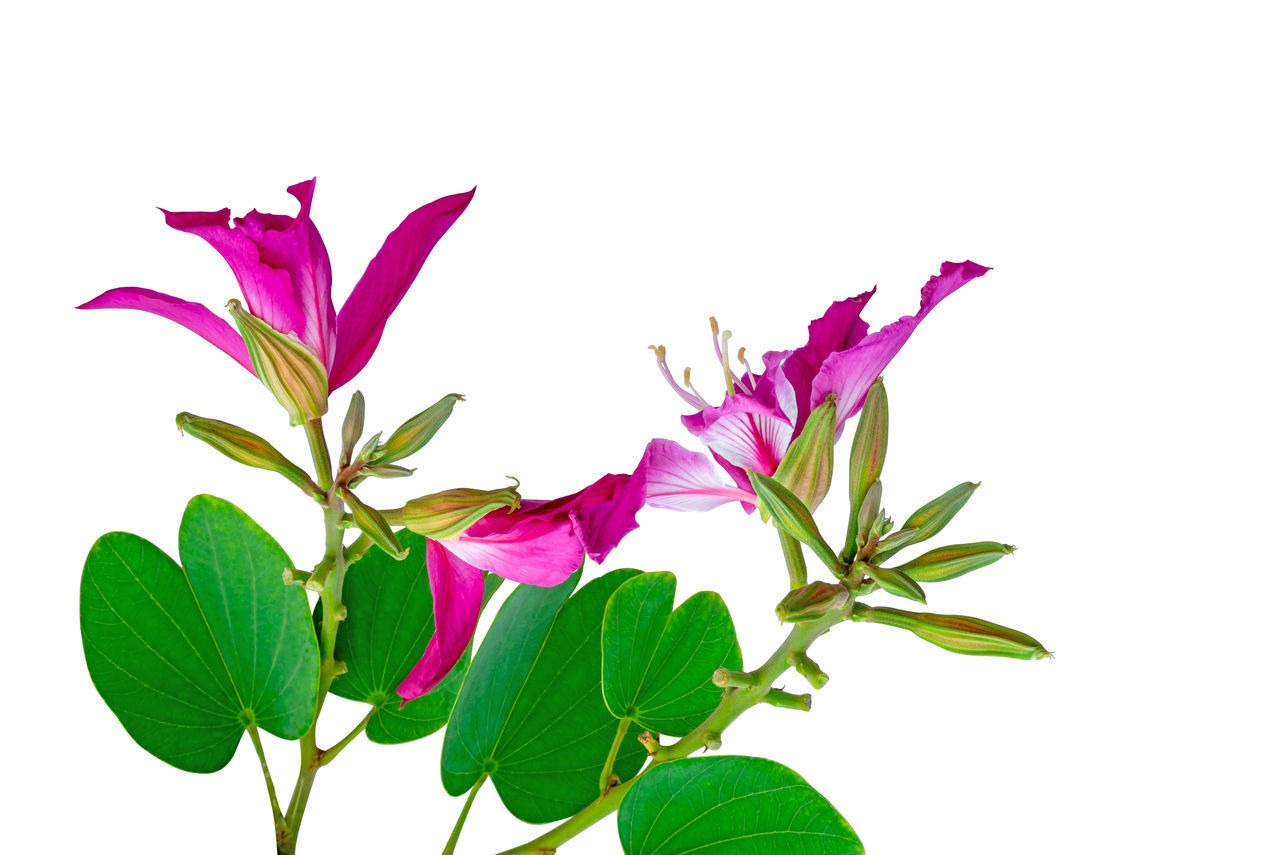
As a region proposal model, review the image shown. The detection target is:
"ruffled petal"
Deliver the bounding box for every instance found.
[77,287,254,372]
[247,179,336,369]
[782,290,875,434]
[813,261,991,428]
[396,540,485,701]
[637,439,757,512]
[161,207,306,340]
[445,516,584,586]
[330,188,476,389]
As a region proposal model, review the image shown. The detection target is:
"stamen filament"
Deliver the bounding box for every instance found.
[649,345,707,409]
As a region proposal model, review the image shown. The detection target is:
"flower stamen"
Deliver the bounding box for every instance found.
[650,345,708,409]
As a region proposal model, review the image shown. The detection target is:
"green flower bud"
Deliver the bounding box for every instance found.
[873,481,980,562]
[361,463,416,479]
[842,378,888,560]
[748,471,841,573]
[892,542,1015,583]
[775,581,850,623]
[854,604,1051,660]
[340,391,366,466]
[228,300,329,426]
[772,397,836,511]
[356,431,383,463]
[855,480,883,550]
[403,484,521,540]
[370,394,464,465]
[176,412,319,497]
[869,526,918,558]
[856,560,926,603]
[339,488,408,560]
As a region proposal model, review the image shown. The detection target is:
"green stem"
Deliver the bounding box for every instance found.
[304,418,333,492]
[598,715,632,795]
[247,723,284,833]
[442,774,488,855]
[318,708,375,767]
[778,530,808,589]
[277,419,353,855]
[494,603,853,855]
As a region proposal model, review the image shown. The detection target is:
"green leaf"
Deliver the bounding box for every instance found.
[328,530,499,744]
[442,568,649,823]
[618,756,864,855]
[602,572,741,736]
[80,495,320,773]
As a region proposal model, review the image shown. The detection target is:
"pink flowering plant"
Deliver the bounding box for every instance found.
[79,180,1048,855]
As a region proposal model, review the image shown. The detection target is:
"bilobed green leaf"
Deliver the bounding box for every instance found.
[442,568,649,823]
[80,495,320,773]
[328,531,501,744]
[602,572,741,736]
[618,756,863,855]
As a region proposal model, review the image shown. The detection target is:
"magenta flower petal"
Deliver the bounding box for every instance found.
[686,395,792,476]
[77,287,254,372]
[244,180,336,369]
[397,539,486,701]
[813,261,991,428]
[637,439,757,511]
[445,516,584,586]
[161,207,306,342]
[329,188,476,389]
[557,474,645,564]
[782,289,875,435]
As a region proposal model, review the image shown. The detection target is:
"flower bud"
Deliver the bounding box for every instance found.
[772,397,836,510]
[176,412,319,496]
[854,604,1050,660]
[855,560,926,604]
[842,379,887,560]
[892,542,1015,583]
[340,391,366,466]
[873,481,979,562]
[748,471,841,573]
[228,300,329,426]
[403,484,521,540]
[370,393,464,465]
[339,488,408,560]
[855,480,883,550]
[361,463,416,479]
[775,581,850,623]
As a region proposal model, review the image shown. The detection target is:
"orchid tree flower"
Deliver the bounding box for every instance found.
[636,260,991,513]
[78,179,474,394]
[397,472,644,701]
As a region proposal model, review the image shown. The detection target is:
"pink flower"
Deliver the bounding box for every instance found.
[397,473,645,701]
[78,179,473,390]
[639,261,991,512]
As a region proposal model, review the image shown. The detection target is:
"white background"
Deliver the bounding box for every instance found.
[3,2,1277,853]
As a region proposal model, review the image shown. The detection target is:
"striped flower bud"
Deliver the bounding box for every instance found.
[176,412,319,497]
[855,560,926,604]
[340,391,366,466]
[842,378,887,560]
[873,481,979,562]
[369,393,464,465]
[403,484,521,540]
[775,581,850,623]
[339,487,408,560]
[748,471,841,573]
[892,541,1015,583]
[854,604,1051,660]
[773,397,836,511]
[228,300,329,426]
